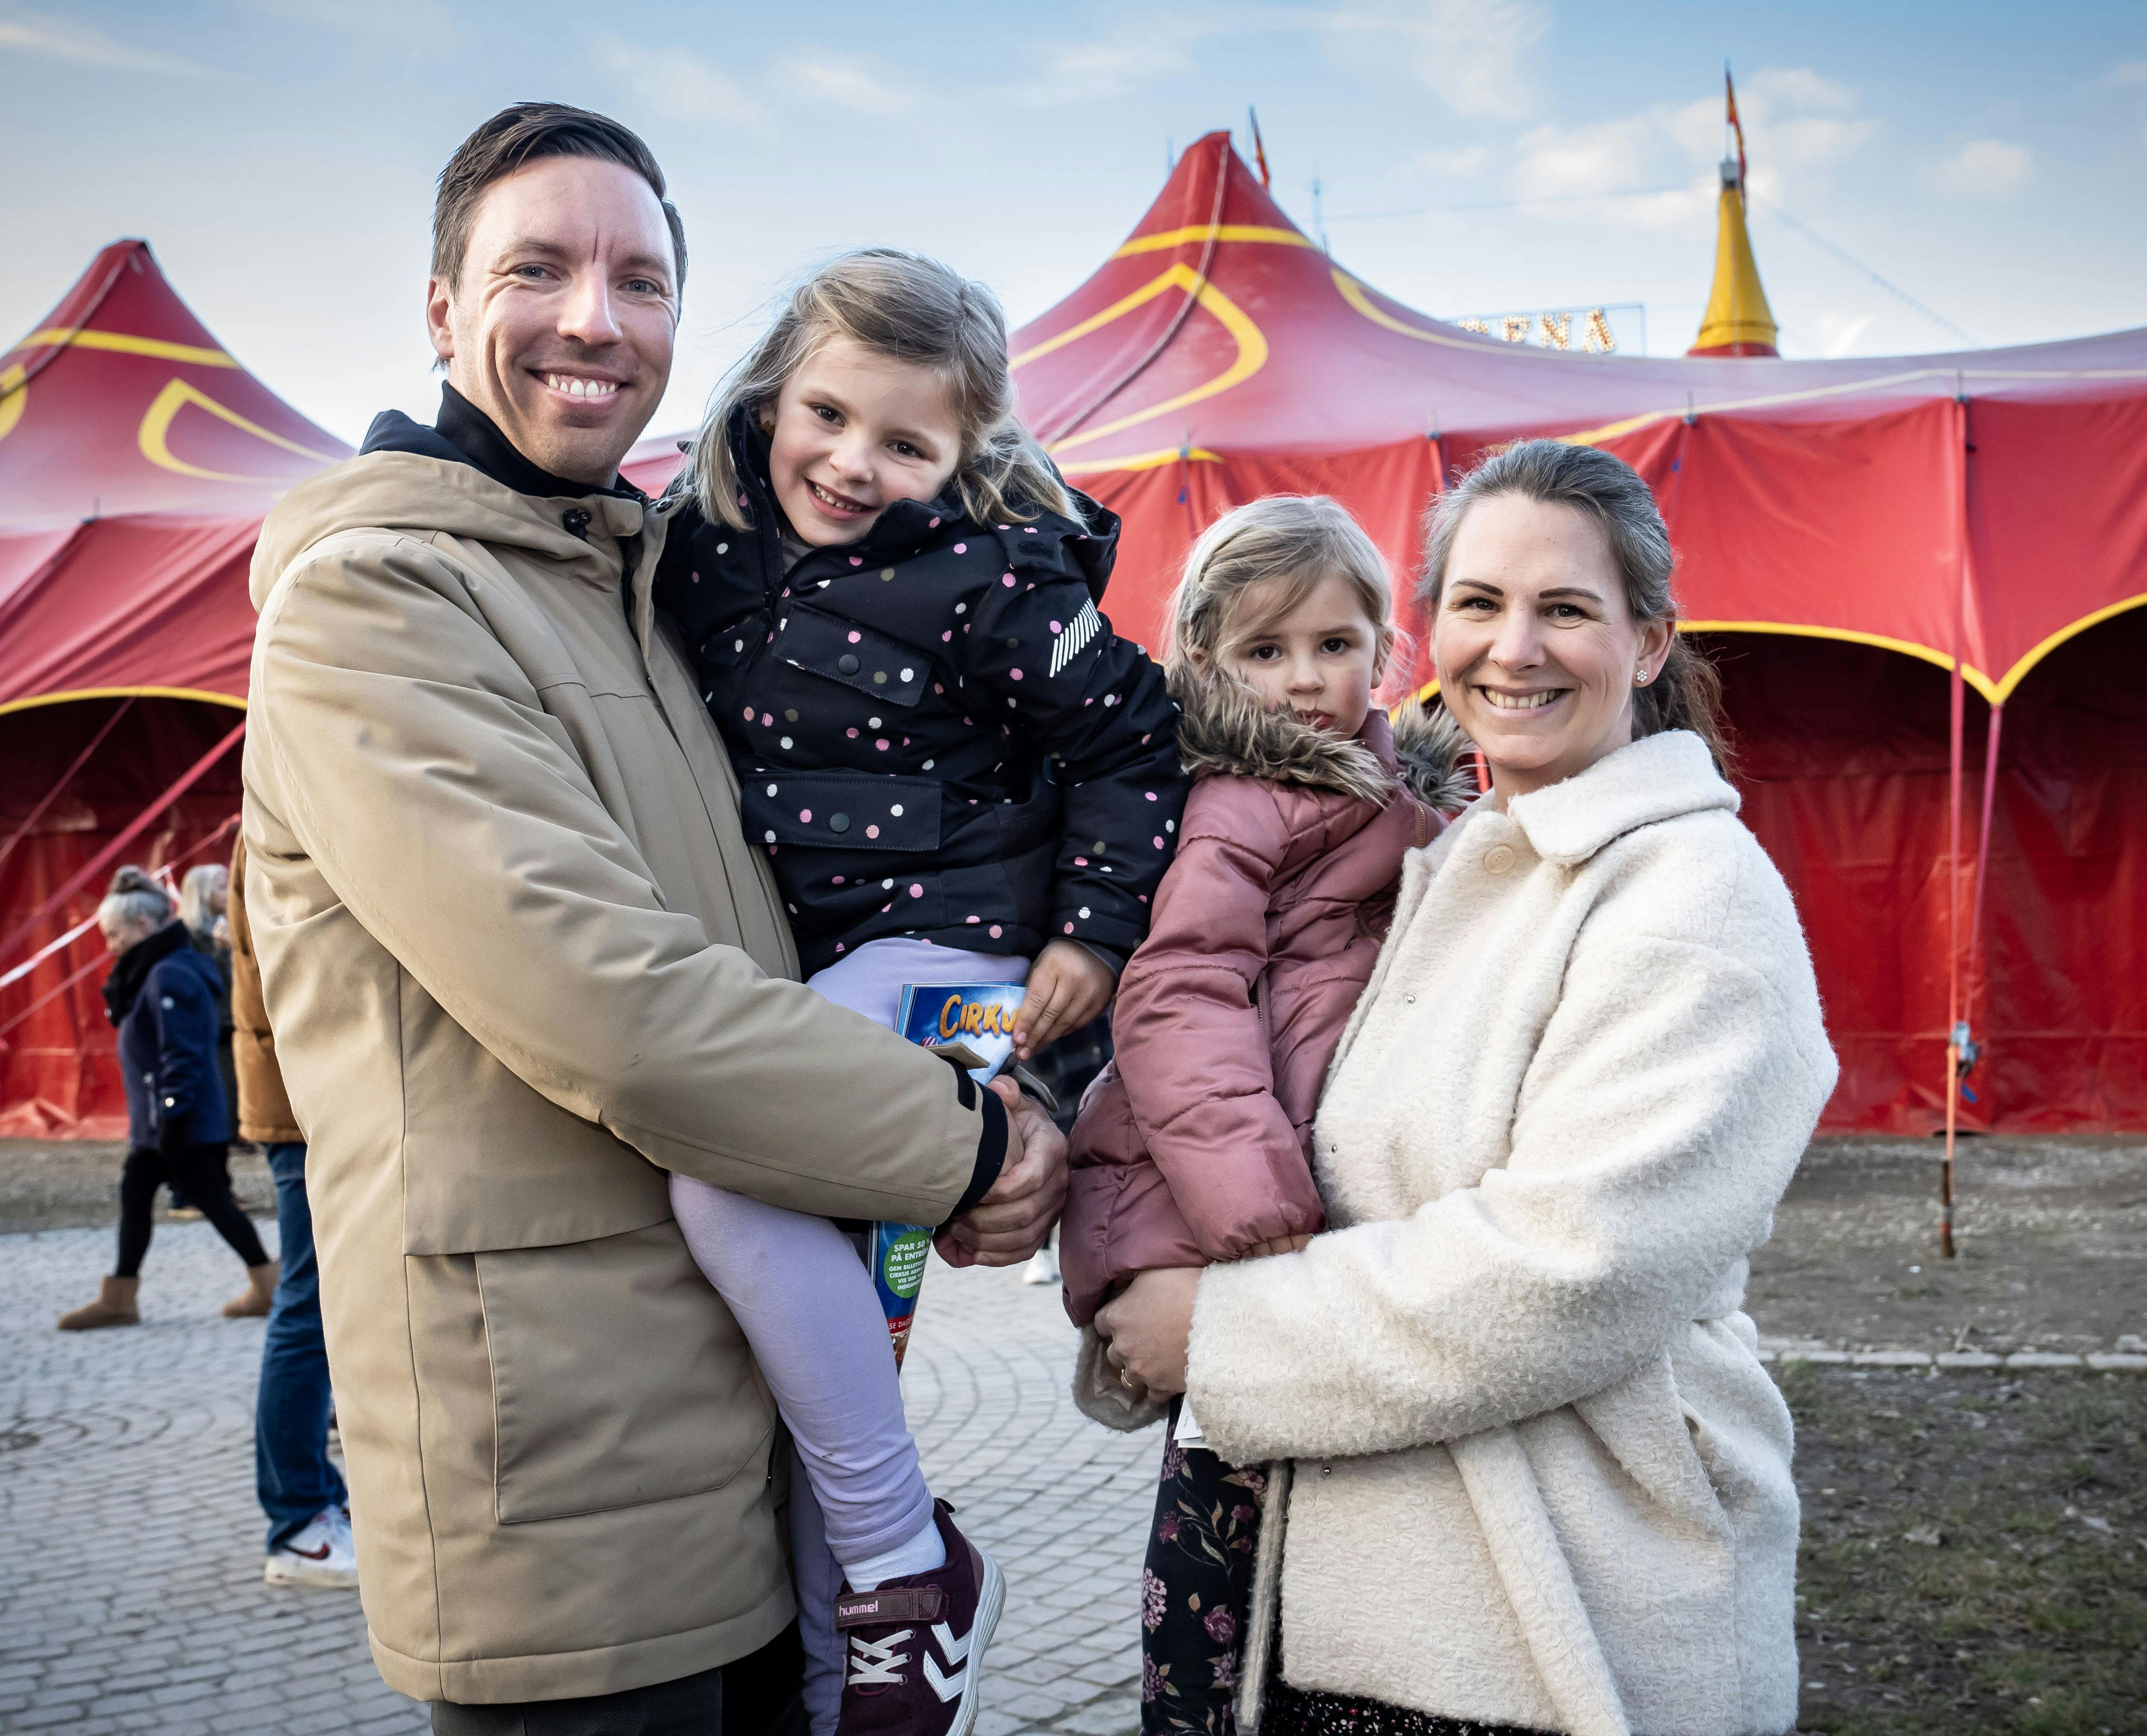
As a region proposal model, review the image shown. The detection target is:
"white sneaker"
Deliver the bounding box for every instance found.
[264,1506,359,1589]
[1021,1244,1060,1286]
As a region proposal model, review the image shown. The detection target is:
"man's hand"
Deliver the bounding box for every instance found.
[1014,939,1116,1060]
[936,1076,1068,1268]
[1093,1266,1201,1397]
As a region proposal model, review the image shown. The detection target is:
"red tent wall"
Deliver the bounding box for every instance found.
[0,698,243,1136]
[0,241,344,1136]
[1721,614,2146,1132]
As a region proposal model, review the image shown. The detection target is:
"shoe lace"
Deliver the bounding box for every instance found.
[846,1627,914,1688]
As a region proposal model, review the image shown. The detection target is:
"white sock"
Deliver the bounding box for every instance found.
[842,1514,946,1592]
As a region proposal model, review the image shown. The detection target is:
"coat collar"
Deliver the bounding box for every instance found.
[103,919,189,1027]
[1503,729,1738,867]
[1172,674,1476,811]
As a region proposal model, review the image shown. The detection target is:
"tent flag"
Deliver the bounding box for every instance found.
[1690,64,1779,357]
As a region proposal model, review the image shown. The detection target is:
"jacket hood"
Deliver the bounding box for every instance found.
[1172,672,1476,812]
[1505,728,1739,866]
[250,440,652,610]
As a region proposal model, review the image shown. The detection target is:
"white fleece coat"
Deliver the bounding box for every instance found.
[1187,730,1837,1736]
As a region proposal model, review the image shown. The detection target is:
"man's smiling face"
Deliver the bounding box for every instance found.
[426,154,678,486]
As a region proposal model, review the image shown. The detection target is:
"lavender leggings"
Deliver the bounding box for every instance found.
[670,939,1026,1725]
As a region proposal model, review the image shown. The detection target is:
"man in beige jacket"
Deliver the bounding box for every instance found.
[241,104,1063,1735]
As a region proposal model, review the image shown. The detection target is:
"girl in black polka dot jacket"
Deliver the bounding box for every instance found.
[652,248,1185,1732]
[656,259,1184,1041]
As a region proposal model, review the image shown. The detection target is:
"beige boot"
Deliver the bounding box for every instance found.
[58,1275,140,1331]
[223,1259,281,1319]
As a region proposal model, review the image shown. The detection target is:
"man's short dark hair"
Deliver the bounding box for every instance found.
[433,102,687,292]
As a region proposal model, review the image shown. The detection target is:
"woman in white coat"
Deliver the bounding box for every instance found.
[1095,440,1838,1736]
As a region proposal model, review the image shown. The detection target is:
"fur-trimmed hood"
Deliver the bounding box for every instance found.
[1171,672,1477,813]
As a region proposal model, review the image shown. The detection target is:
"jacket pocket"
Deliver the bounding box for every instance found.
[776,603,932,708]
[475,1223,774,1524]
[742,769,943,854]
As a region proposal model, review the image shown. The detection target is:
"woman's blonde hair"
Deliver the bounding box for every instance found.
[1162,495,1396,689]
[687,248,1073,532]
[178,863,226,940]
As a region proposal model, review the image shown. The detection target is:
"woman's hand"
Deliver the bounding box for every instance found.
[935,1076,1068,1268]
[1245,1233,1313,1259]
[1013,940,1116,1059]
[1093,1266,1201,1397]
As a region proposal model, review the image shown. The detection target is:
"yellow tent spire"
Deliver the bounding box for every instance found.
[1689,69,1779,358]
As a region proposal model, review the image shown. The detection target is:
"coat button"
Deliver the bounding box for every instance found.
[829,814,851,834]
[837,654,859,675]
[1483,844,1516,875]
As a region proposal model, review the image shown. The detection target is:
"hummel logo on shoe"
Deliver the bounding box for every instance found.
[830,1500,1004,1736]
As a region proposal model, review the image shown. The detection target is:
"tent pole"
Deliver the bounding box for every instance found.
[1939,394,1971,1260]
[1968,705,2004,987]
[0,720,245,971]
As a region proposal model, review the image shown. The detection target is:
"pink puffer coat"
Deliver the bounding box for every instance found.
[1061,681,1470,1352]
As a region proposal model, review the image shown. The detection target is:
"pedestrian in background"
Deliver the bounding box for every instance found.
[57,866,277,1330]
[179,862,242,1153]
[230,834,356,1589]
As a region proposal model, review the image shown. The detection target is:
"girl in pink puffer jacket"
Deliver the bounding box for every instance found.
[1060,496,1470,1730]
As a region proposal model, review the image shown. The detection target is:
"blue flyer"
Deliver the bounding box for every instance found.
[892,981,1027,1087]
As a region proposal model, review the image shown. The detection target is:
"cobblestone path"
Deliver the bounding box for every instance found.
[1,1223,1152,1735]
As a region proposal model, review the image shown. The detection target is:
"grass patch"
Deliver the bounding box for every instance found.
[1778,1364,2145,1734]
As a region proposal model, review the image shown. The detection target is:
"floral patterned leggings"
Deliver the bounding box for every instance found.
[1140,1426,1265,1733]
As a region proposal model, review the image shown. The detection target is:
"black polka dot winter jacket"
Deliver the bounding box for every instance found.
[653,421,1187,976]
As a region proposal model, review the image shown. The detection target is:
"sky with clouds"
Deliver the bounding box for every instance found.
[6,0,2144,445]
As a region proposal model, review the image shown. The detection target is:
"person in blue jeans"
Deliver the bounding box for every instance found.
[254,1138,351,1584]
[229,838,355,1588]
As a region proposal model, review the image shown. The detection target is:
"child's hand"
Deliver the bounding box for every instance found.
[1244,1233,1313,1259]
[1014,940,1116,1060]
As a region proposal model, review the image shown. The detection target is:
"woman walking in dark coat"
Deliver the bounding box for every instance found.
[56,867,278,1330]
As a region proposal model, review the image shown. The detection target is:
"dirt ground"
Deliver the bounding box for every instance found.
[1748,1136,2146,1356]
[1784,1365,2144,1735]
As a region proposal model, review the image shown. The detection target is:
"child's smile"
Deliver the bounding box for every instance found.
[764,336,963,546]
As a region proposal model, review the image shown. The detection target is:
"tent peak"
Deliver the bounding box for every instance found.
[1689,69,1778,358]
[2,239,349,525]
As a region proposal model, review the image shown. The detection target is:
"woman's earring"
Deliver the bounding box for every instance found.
[1635,670,1649,686]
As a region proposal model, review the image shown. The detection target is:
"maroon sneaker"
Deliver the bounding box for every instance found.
[832,1500,1003,1736]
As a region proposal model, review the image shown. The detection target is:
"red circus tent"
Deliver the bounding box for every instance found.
[0,240,348,1135]
[1006,133,2147,1134]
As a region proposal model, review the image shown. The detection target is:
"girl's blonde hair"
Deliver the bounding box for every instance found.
[688,248,1073,533]
[1162,496,1396,688]
[178,863,226,940]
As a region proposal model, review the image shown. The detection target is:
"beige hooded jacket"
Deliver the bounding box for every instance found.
[242,450,993,1705]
